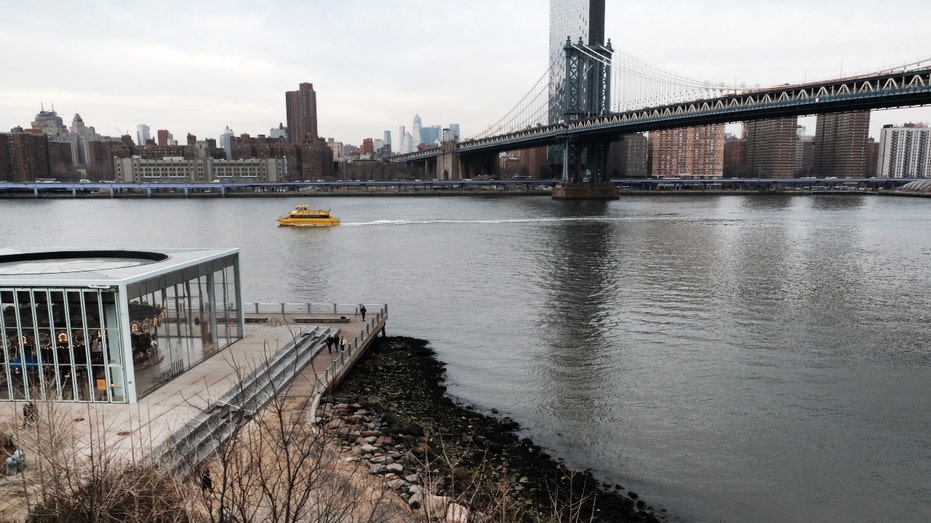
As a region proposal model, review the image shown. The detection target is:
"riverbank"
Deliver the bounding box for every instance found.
[323,336,663,523]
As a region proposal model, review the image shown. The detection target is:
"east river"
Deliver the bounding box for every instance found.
[2,194,929,522]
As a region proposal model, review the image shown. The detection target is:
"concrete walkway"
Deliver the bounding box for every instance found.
[0,305,388,472]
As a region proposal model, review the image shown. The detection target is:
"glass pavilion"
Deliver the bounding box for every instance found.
[0,248,242,404]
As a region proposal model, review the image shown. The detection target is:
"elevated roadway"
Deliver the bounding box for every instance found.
[393,65,931,161]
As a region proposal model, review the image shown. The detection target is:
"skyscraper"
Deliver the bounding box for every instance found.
[219,126,234,160]
[412,114,423,146]
[156,129,173,147]
[548,0,605,124]
[136,124,151,147]
[648,124,725,177]
[285,83,318,144]
[398,125,409,153]
[877,123,931,178]
[812,111,870,177]
[30,106,68,141]
[745,117,800,178]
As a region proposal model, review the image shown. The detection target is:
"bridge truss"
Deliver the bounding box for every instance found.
[471,47,931,141]
[393,50,931,195]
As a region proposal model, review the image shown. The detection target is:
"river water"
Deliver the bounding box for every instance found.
[2,194,929,522]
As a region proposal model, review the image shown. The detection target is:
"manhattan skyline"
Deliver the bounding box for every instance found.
[1,0,930,145]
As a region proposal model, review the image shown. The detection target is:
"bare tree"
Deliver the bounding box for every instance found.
[0,332,404,522]
[173,337,405,523]
[4,386,196,522]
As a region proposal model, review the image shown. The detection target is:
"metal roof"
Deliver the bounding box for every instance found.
[0,248,239,288]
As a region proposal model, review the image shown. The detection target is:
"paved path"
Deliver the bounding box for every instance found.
[0,307,387,470]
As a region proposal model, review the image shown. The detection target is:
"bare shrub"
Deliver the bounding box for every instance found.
[176,338,403,523]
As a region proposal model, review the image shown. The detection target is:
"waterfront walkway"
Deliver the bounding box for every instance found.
[0,304,387,518]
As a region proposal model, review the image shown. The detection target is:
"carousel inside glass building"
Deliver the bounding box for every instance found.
[0,248,242,403]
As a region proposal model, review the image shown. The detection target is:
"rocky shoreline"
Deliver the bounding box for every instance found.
[321,336,663,522]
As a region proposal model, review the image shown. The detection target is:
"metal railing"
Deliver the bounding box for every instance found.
[248,302,368,316]
[148,303,388,477]
[149,324,333,475]
[314,306,386,393]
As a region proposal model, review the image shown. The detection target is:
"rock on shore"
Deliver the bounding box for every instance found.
[322,336,662,523]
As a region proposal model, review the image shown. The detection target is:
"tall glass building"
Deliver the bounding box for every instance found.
[548,0,605,124]
[0,248,242,404]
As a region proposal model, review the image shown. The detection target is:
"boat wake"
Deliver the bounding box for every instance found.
[342,217,621,227]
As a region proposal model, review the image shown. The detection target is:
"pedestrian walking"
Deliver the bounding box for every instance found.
[326,334,333,353]
[360,304,367,321]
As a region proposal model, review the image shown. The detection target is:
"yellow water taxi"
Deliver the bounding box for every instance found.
[277,203,341,227]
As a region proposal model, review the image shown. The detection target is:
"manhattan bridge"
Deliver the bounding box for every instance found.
[394,35,931,199]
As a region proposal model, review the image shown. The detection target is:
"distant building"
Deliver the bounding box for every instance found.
[397,126,407,153]
[798,135,815,177]
[866,138,879,178]
[412,114,423,146]
[115,156,287,183]
[136,124,151,147]
[420,125,441,147]
[156,129,172,147]
[500,146,549,179]
[268,123,287,140]
[401,131,413,154]
[285,83,318,144]
[361,138,374,156]
[30,106,68,141]
[48,140,74,176]
[811,111,870,178]
[648,124,725,178]
[231,133,332,181]
[745,117,799,178]
[448,123,460,141]
[219,126,234,160]
[608,133,648,178]
[70,114,103,167]
[383,130,391,148]
[877,123,931,178]
[0,130,51,182]
[723,134,747,178]
[327,138,343,162]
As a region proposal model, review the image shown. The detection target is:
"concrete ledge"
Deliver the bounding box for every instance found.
[551,183,619,200]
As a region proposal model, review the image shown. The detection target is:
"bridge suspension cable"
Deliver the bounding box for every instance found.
[471,45,931,142]
[470,46,732,140]
[470,53,563,140]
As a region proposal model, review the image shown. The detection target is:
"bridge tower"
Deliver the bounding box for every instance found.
[435,140,460,180]
[553,37,619,199]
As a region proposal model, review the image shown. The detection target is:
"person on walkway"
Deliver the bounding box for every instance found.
[360,304,367,321]
[326,335,334,353]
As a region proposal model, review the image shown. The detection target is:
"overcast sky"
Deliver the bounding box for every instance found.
[1,1,930,145]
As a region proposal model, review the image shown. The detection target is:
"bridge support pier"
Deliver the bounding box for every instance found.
[552,182,618,200]
[553,134,617,199]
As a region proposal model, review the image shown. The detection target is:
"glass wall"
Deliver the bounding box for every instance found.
[126,257,241,398]
[0,252,242,403]
[0,288,125,402]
